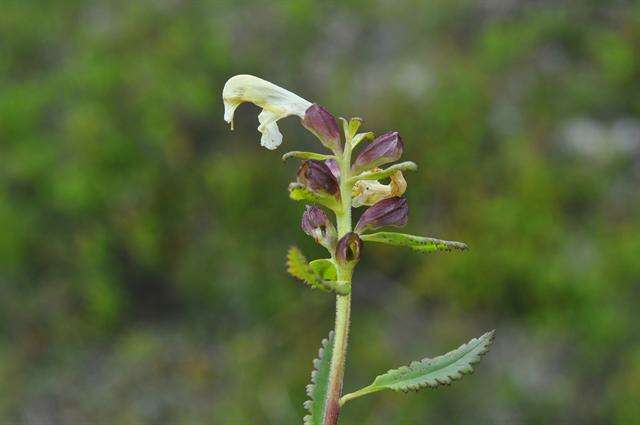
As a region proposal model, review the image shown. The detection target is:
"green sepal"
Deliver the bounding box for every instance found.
[282,151,335,161]
[349,161,417,183]
[351,131,374,149]
[286,248,349,294]
[339,117,364,141]
[360,232,468,252]
[340,331,495,405]
[303,331,335,425]
[348,117,364,138]
[288,183,341,211]
[309,259,338,281]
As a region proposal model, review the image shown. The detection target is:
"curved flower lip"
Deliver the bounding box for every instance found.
[335,232,363,264]
[352,170,406,207]
[354,196,408,233]
[302,104,342,152]
[297,160,340,196]
[223,74,312,149]
[353,131,403,173]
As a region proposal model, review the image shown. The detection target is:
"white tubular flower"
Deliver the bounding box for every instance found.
[352,171,407,207]
[223,74,312,150]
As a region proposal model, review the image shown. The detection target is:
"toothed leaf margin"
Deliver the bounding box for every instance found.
[360,232,468,253]
[303,331,335,425]
[372,330,495,392]
[286,247,329,291]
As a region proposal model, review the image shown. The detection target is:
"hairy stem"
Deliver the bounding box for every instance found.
[324,140,354,425]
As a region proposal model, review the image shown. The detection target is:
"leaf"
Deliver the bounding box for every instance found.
[282,151,335,161]
[340,331,495,405]
[286,248,349,294]
[309,259,337,281]
[286,247,329,291]
[350,161,418,183]
[303,331,335,425]
[288,183,341,211]
[351,131,374,149]
[348,117,364,138]
[360,232,468,252]
[373,331,495,391]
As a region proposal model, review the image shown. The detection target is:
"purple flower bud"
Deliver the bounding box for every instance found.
[324,158,340,180]
[302,104,342,152]
[335,232,362,265]
[297,160,340,196]
[353,131,403,173]
[354,197,408,233]
[301,205,337,249]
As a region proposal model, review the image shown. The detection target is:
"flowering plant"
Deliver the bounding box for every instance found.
[223,75,494,425]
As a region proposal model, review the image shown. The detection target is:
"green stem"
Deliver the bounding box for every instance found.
[324,139,354,425]
[339,384,382,406]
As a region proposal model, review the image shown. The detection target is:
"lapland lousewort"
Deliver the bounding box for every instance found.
[223,74,495,425]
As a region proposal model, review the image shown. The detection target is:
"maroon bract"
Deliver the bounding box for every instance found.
[302,104,342,152]
[297,160,340,196]
[353,131,403,173]
[355,197,408,233]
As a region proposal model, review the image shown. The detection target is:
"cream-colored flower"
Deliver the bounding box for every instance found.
[223,74,312,149]
[351,171,407,207]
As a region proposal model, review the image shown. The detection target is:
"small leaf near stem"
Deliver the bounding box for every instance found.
[283,151,336,161]
[351,132,374,149]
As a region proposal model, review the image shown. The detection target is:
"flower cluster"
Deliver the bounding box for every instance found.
[223,74,412,268]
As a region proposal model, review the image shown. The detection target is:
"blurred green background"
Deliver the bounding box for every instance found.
[2,0,639,423]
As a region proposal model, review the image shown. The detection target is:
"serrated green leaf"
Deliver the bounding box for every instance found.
[309,259,337,281]
[286,247,329,291]
[288,183,341,211]
[349,161,418,183]
[286,249,349,294]
[282,151,335,161]
[340,331,495,405]
[303,331,335,425]
[360,232,468,252]
[373,330,495,391]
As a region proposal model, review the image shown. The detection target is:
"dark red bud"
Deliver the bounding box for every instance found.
[354,197,408,233]
[297,160,340,196]
[302,104,342,152]
[335,232,362,265]
[301,205,336,249]
[353,131,403,173]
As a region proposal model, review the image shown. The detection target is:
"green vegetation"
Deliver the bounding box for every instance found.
[1,0,639,423]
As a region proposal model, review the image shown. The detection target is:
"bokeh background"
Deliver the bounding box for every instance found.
[2,0,640,423]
